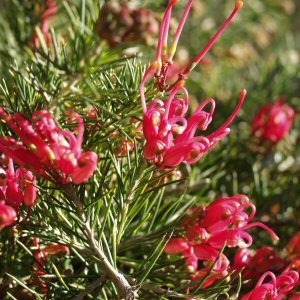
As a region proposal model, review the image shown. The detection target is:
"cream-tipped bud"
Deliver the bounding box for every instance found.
[240,89,247,98]
[235,0,243,9]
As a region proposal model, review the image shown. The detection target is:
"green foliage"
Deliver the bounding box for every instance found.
[0,0,299,299]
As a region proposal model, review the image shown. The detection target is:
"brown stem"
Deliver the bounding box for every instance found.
[64,185,138,300]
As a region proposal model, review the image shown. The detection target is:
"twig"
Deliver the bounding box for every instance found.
[64,185,138,300]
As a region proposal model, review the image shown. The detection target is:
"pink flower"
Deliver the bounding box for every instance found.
[0,109,98,185]
[140,0,246,168]
[165,195,278,287]
[0,200,16,230]
[0,158,38,220]
[234,247,287,282]
[143,88,247,168]
[32,0,58,48]
[242,271,299,300]
[252,98,295,145]
[30,237,69,295]
[140,0,244,99]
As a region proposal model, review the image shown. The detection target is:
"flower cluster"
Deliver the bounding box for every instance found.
[165,195,279,288]
[140,1,246,168]
[234,247,286,284]
[96,1,159,48]
[28,237,69,295]
[0,109,98,185]
[241,270,299,300]
[32,0,58,48]
[252,98,295,145]
[232,232,300,298]
[143,86,246,167]
[0,158,37,229]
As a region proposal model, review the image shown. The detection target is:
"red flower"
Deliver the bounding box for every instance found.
[165,194,278,288]
[0,109,98,185]
[143,87,246,168]
[140,0,243,98]
[0,158,37,222]
[252,98,295,145]
[233,247,287,283]
[140,0,246,168]
[32,0,58,48]
[29,237,69,295]
[0,200,16,230]
[287,232,300,258]
[242,271,299,300]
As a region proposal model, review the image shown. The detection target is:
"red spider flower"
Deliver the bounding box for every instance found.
[0,109,98,185]
[143,87,246,168]
[252,98,295,145]
[140,0,244,98]
[141,0,246,168]
[287,232,300,259]
[0,200,16,230]
[234,247,287,282]
[165,195,278,284]
[29,237,69,295]
[242,270,299,300]
[0,158,37,221]
[32,0,58,48]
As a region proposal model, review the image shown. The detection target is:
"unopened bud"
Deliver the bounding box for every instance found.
[236,0,243,9]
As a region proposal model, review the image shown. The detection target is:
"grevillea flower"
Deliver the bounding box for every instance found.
[29,237,69,295]
[287,232,300,258]
[32,0,58,48]
[0,109,98,185]
[241,270,299,300]
[234,247,287,283]
[0,200,16,230]
[0,158,37,223]
[165,195,279,288]
[140,0,244,96]
[143,87,246,167]
[141,1,246,168]
[252,98,295,145]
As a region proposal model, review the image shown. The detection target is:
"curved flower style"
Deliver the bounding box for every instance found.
[242,271,299,300]
[0,158,37,226]
[32,0,58,48]
[140,0,244,103]
[165,195,278,287]
[143,87,247,168]
[0,109,98,185]
[252,98,295,145]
